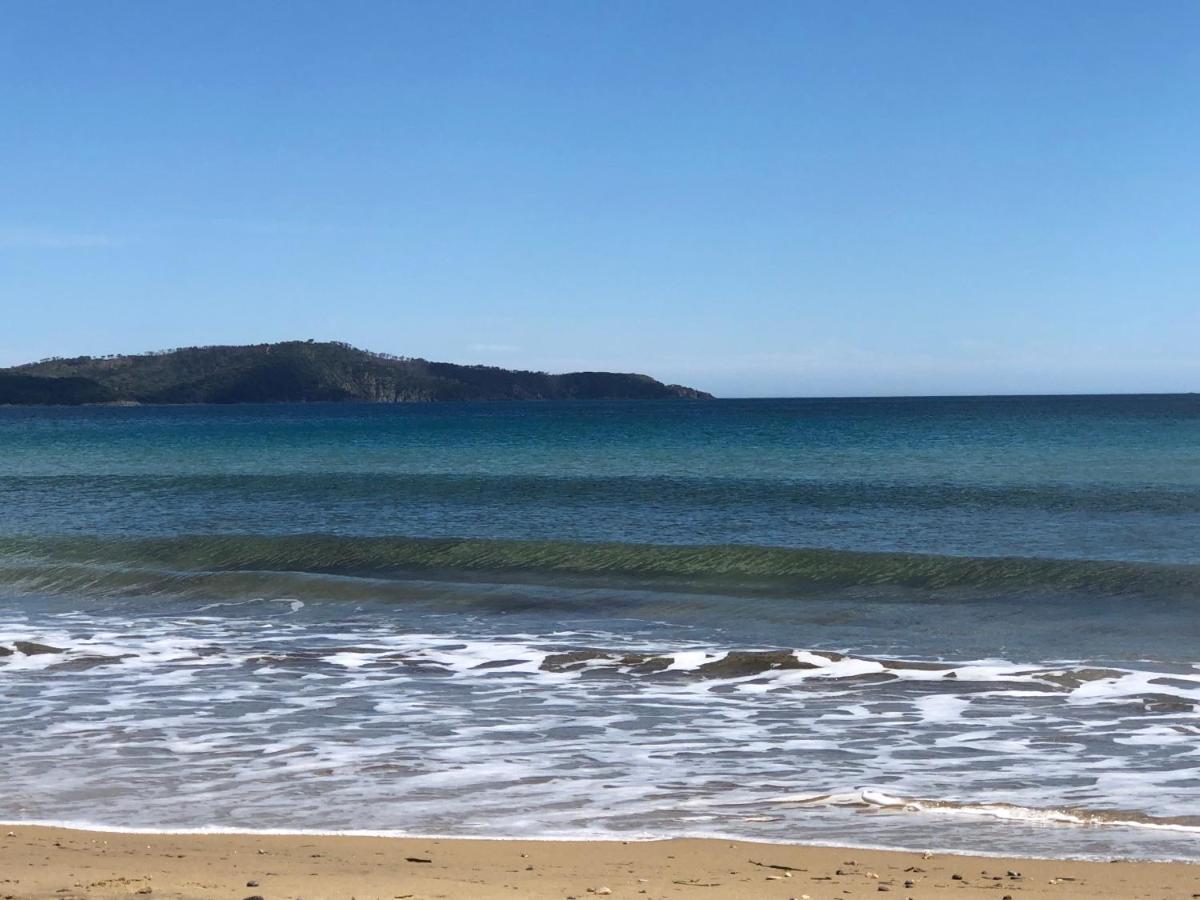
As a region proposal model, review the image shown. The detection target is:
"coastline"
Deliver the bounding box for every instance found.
[2,826,1196,899]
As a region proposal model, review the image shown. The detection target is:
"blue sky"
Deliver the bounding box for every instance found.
[2,1,1197,396]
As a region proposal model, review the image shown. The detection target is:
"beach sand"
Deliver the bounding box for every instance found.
[1,826,1196,899]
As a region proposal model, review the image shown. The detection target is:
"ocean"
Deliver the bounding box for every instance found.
[1,396,1198,860]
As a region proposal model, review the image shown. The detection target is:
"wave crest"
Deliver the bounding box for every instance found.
[0,534,1197,602]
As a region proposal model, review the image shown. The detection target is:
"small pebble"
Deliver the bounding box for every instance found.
[951,873,964,880]
[246,881,260,887]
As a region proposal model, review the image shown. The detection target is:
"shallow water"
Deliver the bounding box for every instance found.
[1,397,1198,859]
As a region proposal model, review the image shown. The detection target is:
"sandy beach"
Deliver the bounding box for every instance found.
[1,826,1196,900]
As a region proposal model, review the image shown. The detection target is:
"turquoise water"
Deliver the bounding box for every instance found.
[2,397,1198,858]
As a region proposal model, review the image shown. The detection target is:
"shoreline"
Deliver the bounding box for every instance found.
[4,820,1199,864]
[2,826,1196,899]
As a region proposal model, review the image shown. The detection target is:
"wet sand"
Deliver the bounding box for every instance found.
[1,826,1197,899]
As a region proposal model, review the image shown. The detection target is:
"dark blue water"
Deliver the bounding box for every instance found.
[2,397,1198,859]
[2,396,1198,560]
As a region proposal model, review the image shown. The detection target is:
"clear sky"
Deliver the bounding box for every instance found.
[2,1,1197,397]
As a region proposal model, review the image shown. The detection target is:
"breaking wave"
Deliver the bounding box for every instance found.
[1,534,1198,603]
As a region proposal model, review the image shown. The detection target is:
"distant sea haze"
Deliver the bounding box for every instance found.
[2,395,1198,860]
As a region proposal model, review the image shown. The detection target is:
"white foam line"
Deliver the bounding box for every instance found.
[767,790,1200,837]
[899,802,1200,836]
[0,819,658,842]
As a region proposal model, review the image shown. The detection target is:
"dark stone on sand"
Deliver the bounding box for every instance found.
[14,641,65,655]
[695,650,818,678]
[1149,676,1200,690]
[1140,694,1194,713]
[982,679,1060,694]
[246,881,260,887]
[540,649,611,672]
[379,656,455,674]
[539,649,668,674]
[1037,668,1123,690]
[391,664,455,677]
[541,647,848,679]
[248,646,397,669]
[622,654,673,674]
[49,654,136,672]
[840,671,901,684]
[876,658,954,672]
[471,659,527,669]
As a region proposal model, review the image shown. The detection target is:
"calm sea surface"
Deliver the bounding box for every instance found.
[1,397,1198,859]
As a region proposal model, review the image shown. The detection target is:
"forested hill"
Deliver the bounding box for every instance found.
[2,341,713,405]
